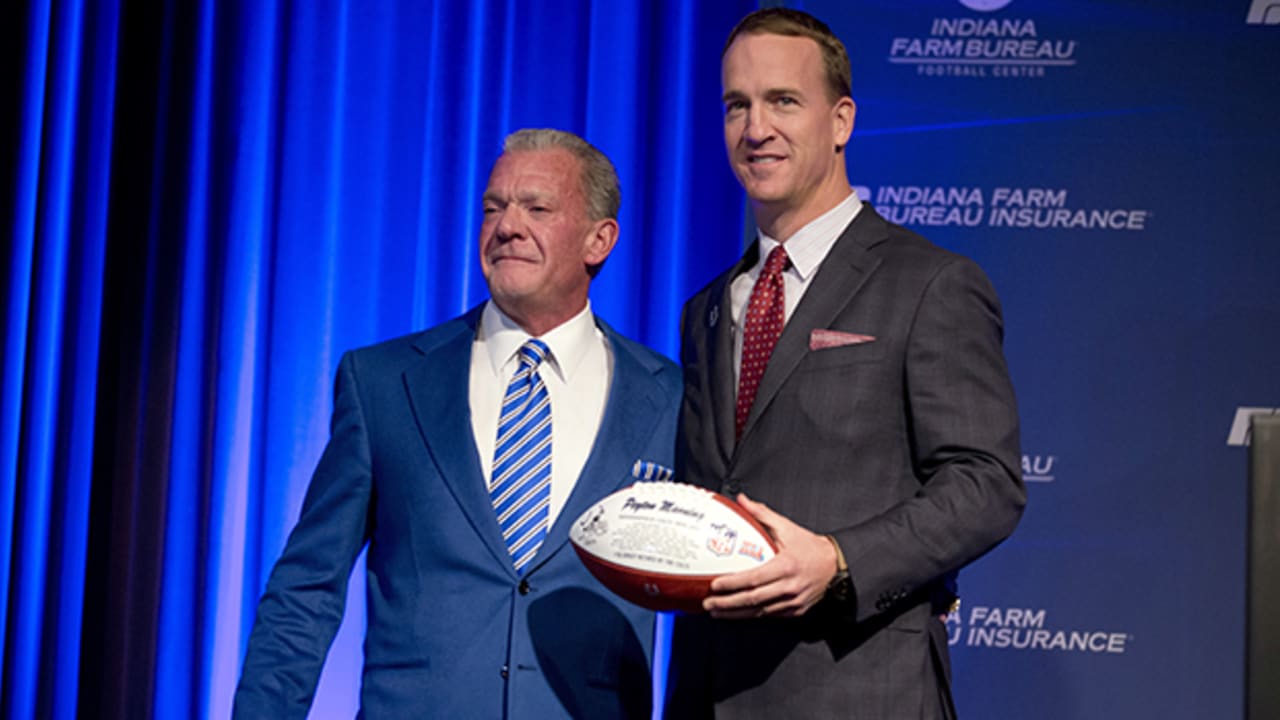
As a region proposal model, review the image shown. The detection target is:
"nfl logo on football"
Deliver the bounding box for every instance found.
[706,524,738,557]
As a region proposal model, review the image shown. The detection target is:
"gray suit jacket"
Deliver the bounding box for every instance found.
[666,206,1025,719]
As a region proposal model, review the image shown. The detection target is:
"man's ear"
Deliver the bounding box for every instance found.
[583,218,619,267]
[833,97,856,152]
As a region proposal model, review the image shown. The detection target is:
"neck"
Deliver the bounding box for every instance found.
[497,299,588,338]
[753,178,852,242]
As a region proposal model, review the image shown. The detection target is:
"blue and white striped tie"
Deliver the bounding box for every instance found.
[491,339,553,575]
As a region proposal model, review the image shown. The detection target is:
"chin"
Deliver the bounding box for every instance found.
[745,187,791,207]
[739,176,786,199]
[487,274,531,300]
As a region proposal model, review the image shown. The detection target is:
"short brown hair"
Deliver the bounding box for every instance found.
[723,8,852,102]
[502,129,621,222]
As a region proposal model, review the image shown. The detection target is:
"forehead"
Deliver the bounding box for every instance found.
[722,32,826,92]
[486,148,582,195]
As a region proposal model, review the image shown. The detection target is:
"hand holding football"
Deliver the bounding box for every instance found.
[569,482,777,612]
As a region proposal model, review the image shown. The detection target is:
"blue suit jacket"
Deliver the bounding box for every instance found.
[234,307,681,719]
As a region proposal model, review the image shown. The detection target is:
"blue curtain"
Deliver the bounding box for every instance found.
[3,0,754,717]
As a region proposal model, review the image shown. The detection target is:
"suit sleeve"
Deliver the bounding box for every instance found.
[835,257,1026,624]
[233,351,374,718]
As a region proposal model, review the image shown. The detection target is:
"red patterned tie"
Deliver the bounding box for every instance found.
[736,246,788,441]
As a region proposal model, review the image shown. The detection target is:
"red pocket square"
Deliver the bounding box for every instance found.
[809,329,876,351]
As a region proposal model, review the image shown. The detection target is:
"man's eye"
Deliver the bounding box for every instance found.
[724,100,747,114]
[776,96,797,106]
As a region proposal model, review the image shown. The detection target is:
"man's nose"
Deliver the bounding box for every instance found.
[493,207,524,239]
[742,105,772,145]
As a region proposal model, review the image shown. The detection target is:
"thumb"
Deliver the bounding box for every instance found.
[736,493,784,534]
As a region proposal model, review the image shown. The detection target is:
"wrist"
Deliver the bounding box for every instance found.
[824,535,852,602]
[824,535,847,575]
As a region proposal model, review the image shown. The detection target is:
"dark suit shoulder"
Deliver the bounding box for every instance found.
[859,206,958,259]
[680,261,739,343]
[856,205,991,284]
[686,263,736,307]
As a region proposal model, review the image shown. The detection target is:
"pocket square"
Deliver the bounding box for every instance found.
[809,329,876,351]
[631,460,674,482]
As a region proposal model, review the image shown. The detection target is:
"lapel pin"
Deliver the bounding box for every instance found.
[708,305,719,328]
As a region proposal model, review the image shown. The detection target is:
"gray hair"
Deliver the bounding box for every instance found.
[502,129,621,221]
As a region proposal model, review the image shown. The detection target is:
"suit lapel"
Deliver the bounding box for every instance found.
[712,245,759,464]
[402,310,518,574]
[529,321,668,574]
[737,209,887,446]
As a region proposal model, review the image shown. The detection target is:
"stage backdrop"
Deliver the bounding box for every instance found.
[3,1,753,718]
[797,0,1280,717]
[6,0,1278,719]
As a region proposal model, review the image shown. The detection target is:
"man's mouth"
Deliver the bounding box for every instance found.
[489,254,534,264]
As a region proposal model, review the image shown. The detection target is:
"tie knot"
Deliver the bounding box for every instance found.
[519,339,550,368]
[763,246,789,276]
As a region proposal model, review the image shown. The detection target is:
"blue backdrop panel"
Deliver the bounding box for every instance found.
[796,0,1280,717]
[3,1,754,717]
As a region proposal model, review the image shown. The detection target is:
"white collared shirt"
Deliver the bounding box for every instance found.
[730,191,863,383]
[470,301,613,527]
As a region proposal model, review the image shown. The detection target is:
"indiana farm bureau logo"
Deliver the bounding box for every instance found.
[888,0,1080,78]
[1247,1,1280,24]
[853,184,1150,232]
[1227,407,1279,446]
[1022,454,1056,483]
[959,0,1015,10]
[947,604,1131,654]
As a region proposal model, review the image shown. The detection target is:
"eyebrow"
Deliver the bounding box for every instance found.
[766,86,804,100]
[516,190,555,206]
[722,86,804,103]
[482,190,556,205]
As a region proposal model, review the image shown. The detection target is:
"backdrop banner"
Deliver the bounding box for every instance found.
[796,0,1280,717]
[7,1,1277,718]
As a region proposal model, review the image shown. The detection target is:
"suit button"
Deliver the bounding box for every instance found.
[518,580,531,595]
[500,665,509,678]
[723,482,740,495]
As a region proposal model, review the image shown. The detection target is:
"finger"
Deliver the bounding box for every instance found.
[705,585,783,617]
[705,576,794,611]
[736,493,777,525]
[708,606,767,620]
[704,585,765,610]
[736,494,797,541]
[710,585,816,619]
[761,590,821,617]
[703,590,756,614]
[709,564,784,593]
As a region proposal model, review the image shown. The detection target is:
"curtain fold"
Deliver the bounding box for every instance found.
[4,1,753,717]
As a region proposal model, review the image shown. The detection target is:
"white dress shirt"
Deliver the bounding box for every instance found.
[730,191,863,383]
[470,301,613,528]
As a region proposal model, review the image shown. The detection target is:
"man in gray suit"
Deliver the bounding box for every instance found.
[665,9,1026,719]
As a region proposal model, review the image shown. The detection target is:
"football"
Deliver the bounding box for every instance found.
[569,481,777,613]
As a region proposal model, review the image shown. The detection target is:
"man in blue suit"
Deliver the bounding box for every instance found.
[234,128,681,719]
